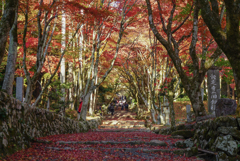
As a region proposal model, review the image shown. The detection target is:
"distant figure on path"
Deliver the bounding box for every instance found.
[98,104,102,116]
[78,98,83,113]
[116,100,119,110]
[77,97,83,120]
[125,102,129,111]
[120,100,124,110]
[108,103,114,116]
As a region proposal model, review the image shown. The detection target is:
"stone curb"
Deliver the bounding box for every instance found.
[45,146,189,154]
[93,129,152,132]
[56,140,167,146]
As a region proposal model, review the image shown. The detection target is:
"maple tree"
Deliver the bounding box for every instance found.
[0,0,238,123]
[1,0,18,95]
[0,0,18,66]
[77,0,147,121]
[117,30,176,125]
[145,0,224,118]
[199,0,240,115]
[21,0,84,105]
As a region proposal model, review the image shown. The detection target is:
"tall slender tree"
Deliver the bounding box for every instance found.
[60,0,66,115]
[145,0,223,118]
[199,0,240,115]
[0,0,18,66]
[1,0,18,95]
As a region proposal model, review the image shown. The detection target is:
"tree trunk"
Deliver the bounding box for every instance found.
[150,108,156,124]
[158,94,164,124]
[168,81,175,127]
[221,79,227,98]
[0,0,18,65]
[93,88,98,113]
[89,92,94,116]
[2,0,4,14]
[92,75,98,114]
[186,84,206,117]
[199,0,240,115]
[233,70,240,115]
[47,98,50,111]
[79,92,91,121]
[135,90,139,116]
[68,62,74,109]
[227,83,231,98]
[147,69,151,112]
[88,69,95,116]
[60,1,66,115]
[25,81,34,104]
[232,88,235,100]
[2,4,18,95]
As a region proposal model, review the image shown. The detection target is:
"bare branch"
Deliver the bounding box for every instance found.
[156,1,166,32]
[172,4,193,34]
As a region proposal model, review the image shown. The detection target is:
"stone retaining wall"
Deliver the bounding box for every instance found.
[193,116,240,159]
[158,116,240,160]
[0,91,102,158]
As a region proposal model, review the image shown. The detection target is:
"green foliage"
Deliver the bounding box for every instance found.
[132,99,136,104]
[174,3,192,21]
[65,108,77,120]
[0,108,7,121]
[38,77,73,113]
[98,85,114,102]
[221,95,228,98]
[18,118,25,124]
[214,58,233,84]
[176,96,190,101]
[0,73,4,79]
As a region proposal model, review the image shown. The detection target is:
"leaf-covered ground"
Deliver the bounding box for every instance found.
[4,132,202,161]
[4,108,204,161]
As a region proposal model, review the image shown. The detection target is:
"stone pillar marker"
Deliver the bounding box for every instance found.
[201,88,204,101]
[186,104,191,122]
[16,77,23,102]
[207,66,220,115]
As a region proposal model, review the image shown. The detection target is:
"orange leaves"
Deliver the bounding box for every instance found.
[162,54,168,58]
[26,37,38,49]
[102,51,114,61]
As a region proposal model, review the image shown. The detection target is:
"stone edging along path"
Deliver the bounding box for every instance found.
[93,129,152,132]
[35,139,198,157]
[35,140,198,158]
[56,140,168,146]
[0,90,103,158]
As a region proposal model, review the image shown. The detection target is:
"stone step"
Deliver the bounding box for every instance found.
[56,140,167,146]
[94,129,152,132]
[43,146,201,158]
[99,125,119,129]
[102,121,145,125]
[101,124,145,127]
[45,147,170,151]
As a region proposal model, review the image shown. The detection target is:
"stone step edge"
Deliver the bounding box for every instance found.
[44,147,172,151]
[32,139,53,144]
[44,146,196,156]
[55,140,167,146]
[93,129,152,132]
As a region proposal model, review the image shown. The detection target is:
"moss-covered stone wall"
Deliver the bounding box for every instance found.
[158,116,240,159]
[0,91,102,158]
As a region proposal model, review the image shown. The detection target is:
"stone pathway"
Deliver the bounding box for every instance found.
[4,109,205,160]
[100,109,146,129]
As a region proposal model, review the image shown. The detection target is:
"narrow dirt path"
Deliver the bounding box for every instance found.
[4,109,204,161]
